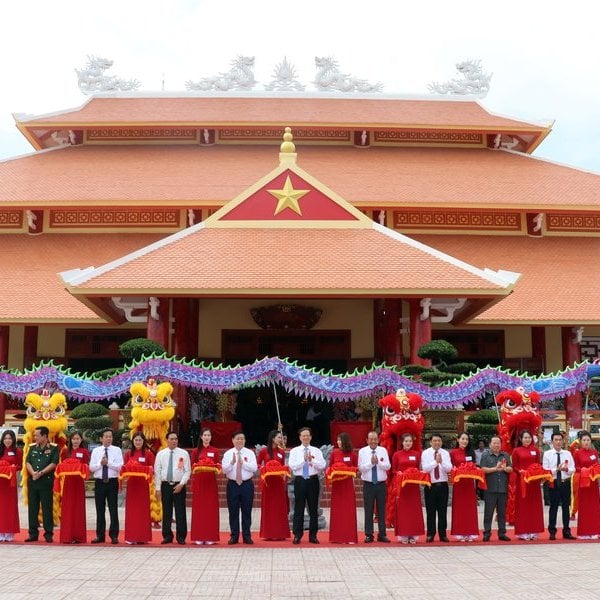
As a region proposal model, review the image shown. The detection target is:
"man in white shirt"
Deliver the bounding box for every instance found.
[155,432,191,544]
[89,428,124,544]
[222,431,258,545]
[542,432,575,540]
[288,427,326,544]
[357,431,391,543]
[421,433,452,543]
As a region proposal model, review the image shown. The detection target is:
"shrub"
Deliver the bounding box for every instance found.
[70,403,109,418]
[400,364,430,376]
[445,362,478,375]
[418,340,458,363]
[119,338,165,361]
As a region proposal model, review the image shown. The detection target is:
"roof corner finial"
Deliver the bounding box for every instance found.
[279,126,297,165]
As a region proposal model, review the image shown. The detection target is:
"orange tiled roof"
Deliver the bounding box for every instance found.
[63,226,513,300]
[17,96,546,130]
[0,233,163,322]
[412,235,600,324]
[1,145,598,209]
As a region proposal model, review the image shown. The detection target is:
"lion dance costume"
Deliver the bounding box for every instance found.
[495,386,542,524]
[378,388,426,526]
[21,389,68,524]
[128,378,176,523]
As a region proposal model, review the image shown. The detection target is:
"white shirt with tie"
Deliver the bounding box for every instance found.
[154,447,191,490]
[421,446,452,483]
[288,444,326,477]
[357,445,391,483]
[542,447,575,481]
[222,447,258,482]
[89,444,123,479]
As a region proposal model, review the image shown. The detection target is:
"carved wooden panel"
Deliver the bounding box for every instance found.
[393,209,520,231]
[0,210,23,228]
[86,127,198,141]
[373,129,483,145]
[49,208,180,228]
[546,213,600,233]
[218,128,351,142]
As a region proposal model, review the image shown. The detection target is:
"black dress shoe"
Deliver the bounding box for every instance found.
[227,537,238,545]
[498,535,511,542]
[161,539,173,545]
[426,535,434,543]
[482,534,491,542]
[292,536,301,544]
[242,537,254,545]
[44,536,53,543]
[377,535,391,543]
[177,539,186,545]
[563,533,576,540]
[364,535,374,543]
[110,537,119,545]
[309,536,320,544]
[91,537,105,544]
[24,537,38,542]
[439,536,450,543]
[549,533,556,540]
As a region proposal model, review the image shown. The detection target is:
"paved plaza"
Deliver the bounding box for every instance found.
[3,496,599,599]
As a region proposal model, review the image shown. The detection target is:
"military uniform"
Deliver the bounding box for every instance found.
[26,442,59,541]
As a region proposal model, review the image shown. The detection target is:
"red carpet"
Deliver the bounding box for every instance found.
[8,528,597,547]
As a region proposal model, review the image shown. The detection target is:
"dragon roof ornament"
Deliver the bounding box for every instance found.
[75,55,140,95]
[428,59,492,98]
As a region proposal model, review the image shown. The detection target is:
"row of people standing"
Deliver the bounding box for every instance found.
[3,424,599,545]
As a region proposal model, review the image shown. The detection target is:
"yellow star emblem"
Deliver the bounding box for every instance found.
[267,176,310,216]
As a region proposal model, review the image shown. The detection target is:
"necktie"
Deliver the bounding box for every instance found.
[167,450,174,482]
[102,448,109,482]
[302,447,310,479]
[434,450,440,480]
[371,449,378,484]
[556,452,562,484]
[235,451,243,485]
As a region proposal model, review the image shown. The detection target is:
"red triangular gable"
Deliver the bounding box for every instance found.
[218,170,360,221]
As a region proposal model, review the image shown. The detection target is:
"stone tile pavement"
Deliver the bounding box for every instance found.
[7,492,599,599]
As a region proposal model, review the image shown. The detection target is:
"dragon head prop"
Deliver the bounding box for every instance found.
[378,388,426,456]
[128,378,176,452]
[495,387,542,452]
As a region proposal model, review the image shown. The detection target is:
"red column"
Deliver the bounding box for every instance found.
[531,326,546,372]
[23,326,38,369]
[561,326,582,428]
[382,299,403,367]
[146,297,170,351]
[0,326,9,368]
[409,299,432,366]
[373,299,386,362]
[173,298,199,358]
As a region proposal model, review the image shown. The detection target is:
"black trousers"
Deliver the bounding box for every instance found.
[226,479,254,539]
[28,481,54,538]
[483,490,507,536]
[424,482,449,537]
[548,479,571,535]
[161,482,188,542]
[363,481,387,537]
[293,475,320,537]
[94,478,119,539]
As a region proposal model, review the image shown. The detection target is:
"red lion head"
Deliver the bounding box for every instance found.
[495,387,542,452]
[378,388,425,457]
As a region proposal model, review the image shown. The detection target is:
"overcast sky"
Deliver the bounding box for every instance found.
[0,0,598,172]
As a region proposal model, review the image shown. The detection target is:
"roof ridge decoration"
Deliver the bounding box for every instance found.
[76,55,141,95]
[182,55,384,94]
[429,59,492,98]
[203,127,373,228]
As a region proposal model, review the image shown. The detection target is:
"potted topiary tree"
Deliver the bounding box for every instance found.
[69,402,112,444]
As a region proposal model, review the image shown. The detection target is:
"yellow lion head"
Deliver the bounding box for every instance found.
[24,389,68,441]
[128,378,176,451]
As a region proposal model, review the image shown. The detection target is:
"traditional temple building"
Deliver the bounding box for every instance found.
[1,93,599,429]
